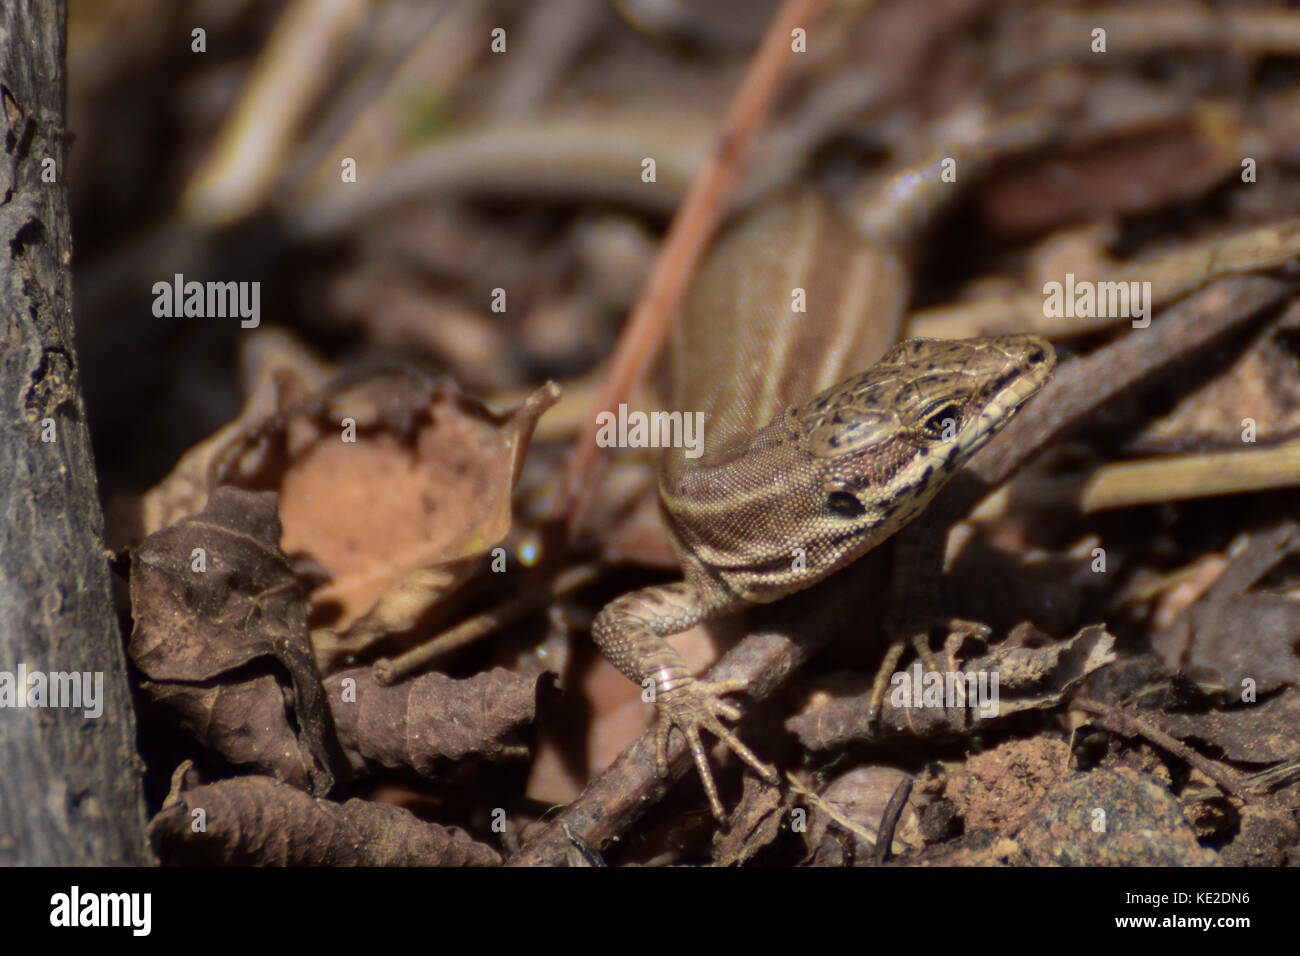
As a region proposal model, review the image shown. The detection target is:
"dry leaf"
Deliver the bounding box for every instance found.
[325,666,538,777]
[711,773,787,866]
[148,774,500,865]
[139,344,559,672]
[130,487,348,794]
[1159,689,1300,764]
[275,373,559,669]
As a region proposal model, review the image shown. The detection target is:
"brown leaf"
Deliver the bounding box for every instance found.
[980,115,1240,237]
[1160,689,1300,764]
[1153,522,1300,695]
[138,340,559,673]
[269,371,558,668]
[325,666,537,777]
[803,765,920,864]
[1134,320,1300,450]
[148,774,500,865]
[130,487,348,794]
[141,677,318,788]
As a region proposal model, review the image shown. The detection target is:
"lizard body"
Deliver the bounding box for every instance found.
[592,195,1056,817]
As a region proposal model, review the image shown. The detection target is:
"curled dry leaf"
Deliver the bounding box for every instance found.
[786,624,1116,750]
[285,374,559,668]
[139,330,560,672]
[325,666,538,777]
[129,486,349,794]
[710,773,788,867]
[148,774,500,866]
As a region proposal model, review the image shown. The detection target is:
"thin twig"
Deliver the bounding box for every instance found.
[372,562,604,684]
[550,0,829,532]
[873,774,913,865]
[1071,697,1253,801]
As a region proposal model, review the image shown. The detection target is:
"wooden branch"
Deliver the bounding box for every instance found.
[0,0,151,865]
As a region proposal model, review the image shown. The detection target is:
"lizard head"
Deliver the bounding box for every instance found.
[796,332,1054,566]
[802,334,1054,487]
[683,334,1055,602]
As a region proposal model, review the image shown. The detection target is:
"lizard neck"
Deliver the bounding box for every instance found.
[660,407,914,604]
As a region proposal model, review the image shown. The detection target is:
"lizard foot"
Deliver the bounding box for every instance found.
[866,618,992,724]
[654,678,779,821]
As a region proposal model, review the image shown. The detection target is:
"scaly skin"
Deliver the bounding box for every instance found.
[592,334,1056,819]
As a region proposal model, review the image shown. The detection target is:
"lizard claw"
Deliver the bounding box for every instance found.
[866,617,994,723]
[654,678,778,821]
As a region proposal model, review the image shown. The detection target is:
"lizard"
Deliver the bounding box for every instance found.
[591,192,1057,820]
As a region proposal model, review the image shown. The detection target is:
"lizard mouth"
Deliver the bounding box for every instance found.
[974,334,1056,439]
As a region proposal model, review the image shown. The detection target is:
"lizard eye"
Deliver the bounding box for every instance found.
[920,403,961,440]
[826,490,866,518]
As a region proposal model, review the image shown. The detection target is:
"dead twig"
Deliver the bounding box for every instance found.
[551,0,829,532]
[1071,697,1254,801]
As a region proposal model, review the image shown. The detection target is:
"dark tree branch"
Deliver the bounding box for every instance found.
[0,0,150,865]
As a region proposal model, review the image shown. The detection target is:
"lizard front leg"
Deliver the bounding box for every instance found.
[869,508,991,722]
[591,580,778,820]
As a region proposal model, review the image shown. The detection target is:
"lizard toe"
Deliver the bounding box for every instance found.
[656,683,776,818]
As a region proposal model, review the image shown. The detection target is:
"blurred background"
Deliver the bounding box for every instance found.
[69,0,1300,505]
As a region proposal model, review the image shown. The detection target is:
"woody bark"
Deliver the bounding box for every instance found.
[0,0,151,864]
